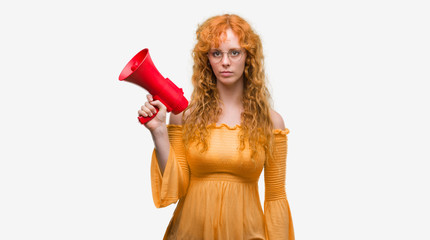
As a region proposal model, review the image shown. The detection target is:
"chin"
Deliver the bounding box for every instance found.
[217,78,237,86]
[216,75,241,85]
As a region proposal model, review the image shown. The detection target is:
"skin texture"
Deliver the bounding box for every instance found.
[209,28,247,127]
[209,29,247,89]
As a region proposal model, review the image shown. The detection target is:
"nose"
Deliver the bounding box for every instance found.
[220,53,231,66]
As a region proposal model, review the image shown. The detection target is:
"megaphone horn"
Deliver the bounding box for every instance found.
[119,48,188,124]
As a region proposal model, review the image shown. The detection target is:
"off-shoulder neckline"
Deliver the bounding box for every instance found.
[167,123,290,134]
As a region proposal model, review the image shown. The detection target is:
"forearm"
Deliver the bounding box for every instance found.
[150,124,170,175]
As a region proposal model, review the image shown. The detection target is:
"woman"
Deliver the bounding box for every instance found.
[138,14,294,240]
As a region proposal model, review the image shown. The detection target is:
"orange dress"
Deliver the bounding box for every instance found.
[151,124,295,240]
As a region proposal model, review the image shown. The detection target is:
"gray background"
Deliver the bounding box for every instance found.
[1,0,429,239]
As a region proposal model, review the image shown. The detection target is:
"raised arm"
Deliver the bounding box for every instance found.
[140,96,190,207]
[139,94,170,174]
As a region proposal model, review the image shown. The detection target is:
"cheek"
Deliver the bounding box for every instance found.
[209,61,218,72]
[237,61,246,74]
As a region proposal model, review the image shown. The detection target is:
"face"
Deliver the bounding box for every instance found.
[208,28,246,87]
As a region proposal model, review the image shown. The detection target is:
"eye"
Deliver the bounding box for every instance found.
[211,51,222,57]
[230,50,241,56]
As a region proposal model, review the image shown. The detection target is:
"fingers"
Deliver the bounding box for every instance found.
[146,94,153,102]
[138,94,167,118]
[145,101,158,114]
[150,99,167,112]
[138,108,150,118]
[146,94,167,110]
[138,103,157,117]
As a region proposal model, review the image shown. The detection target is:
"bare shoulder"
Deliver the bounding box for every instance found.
[169,109,191,125]
[270,109,286,129]
[169,112,183,125]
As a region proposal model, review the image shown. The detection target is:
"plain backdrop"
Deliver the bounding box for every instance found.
[1,0,429,239]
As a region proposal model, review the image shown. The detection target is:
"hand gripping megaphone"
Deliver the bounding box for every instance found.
[119,49,188,124]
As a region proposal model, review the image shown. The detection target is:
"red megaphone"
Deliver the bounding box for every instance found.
[119,48,188,124]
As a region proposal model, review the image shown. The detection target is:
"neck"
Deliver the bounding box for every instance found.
[216,79,244,108]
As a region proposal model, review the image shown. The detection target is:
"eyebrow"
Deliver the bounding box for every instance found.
[210,48,242,51]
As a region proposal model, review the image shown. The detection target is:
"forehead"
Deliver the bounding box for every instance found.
[213,28,241,49]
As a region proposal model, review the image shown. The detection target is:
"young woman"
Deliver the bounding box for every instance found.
[138,14,294,240]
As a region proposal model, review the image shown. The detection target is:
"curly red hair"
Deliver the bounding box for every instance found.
[182,14,275,163]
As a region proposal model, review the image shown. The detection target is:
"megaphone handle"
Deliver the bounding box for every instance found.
[137,107,159,124]
[137,95,164,124]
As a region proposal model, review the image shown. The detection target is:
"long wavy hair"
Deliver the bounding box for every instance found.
[182,14,275,163]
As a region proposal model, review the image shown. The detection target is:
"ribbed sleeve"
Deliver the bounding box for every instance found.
[150,125,190,208]
[264,129,295,239]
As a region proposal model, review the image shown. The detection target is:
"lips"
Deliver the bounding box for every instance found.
[220,71,233,77]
